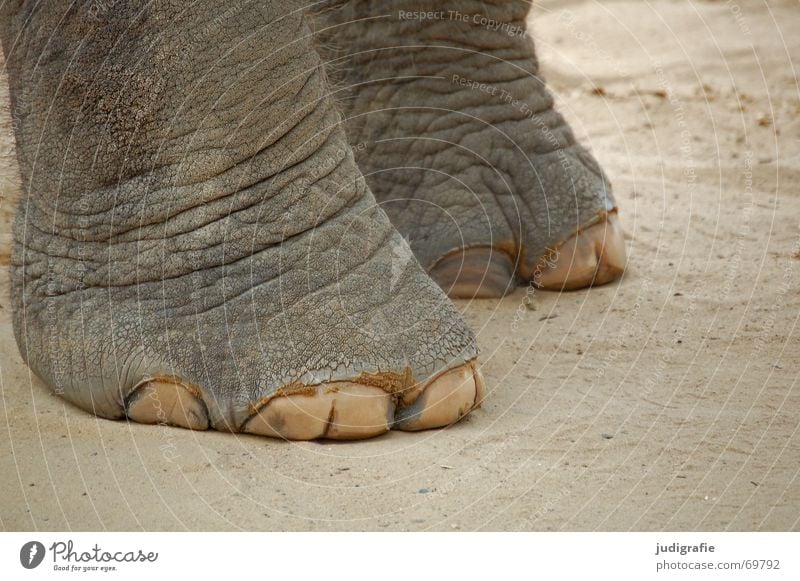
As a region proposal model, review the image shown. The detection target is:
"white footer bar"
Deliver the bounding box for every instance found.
[2,532,796,580]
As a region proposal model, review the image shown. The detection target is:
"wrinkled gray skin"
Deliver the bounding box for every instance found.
[315,0,615,272]
[1,1,476,429]
[1,1,612,429]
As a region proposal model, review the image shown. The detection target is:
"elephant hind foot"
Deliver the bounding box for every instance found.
[429,248,518,300]
[526,212,627,292]
[427,213,627,299]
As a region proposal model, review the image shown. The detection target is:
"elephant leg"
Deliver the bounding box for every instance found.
[2,1,484,439]
[315,1,626,298]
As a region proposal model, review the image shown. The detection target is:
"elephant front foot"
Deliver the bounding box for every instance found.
[16,196,484,441]
[126,360,485,441]
[242,361,485,440]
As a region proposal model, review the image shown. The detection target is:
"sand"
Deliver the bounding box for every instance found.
[1,0,798,531]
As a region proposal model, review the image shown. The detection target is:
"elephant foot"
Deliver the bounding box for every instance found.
[244,361,485,439]
[19,199,483,442]
[126,360,485,440]
[528,212,626,292]
[429,247,518,300]
[316,2,627,298]
[9,6,483,442]
[429,213,626,299]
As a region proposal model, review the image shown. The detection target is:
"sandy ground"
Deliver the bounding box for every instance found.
[1,0,798,531]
